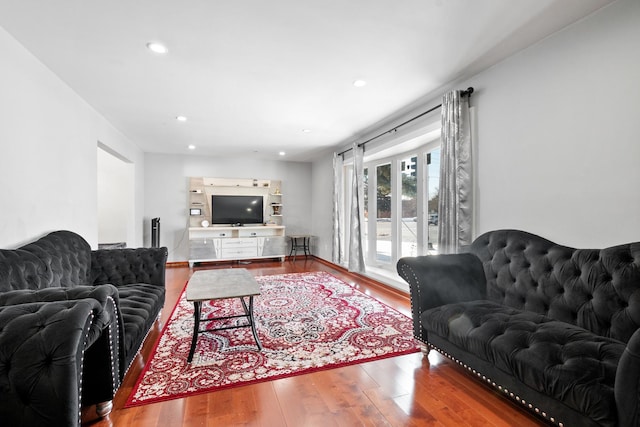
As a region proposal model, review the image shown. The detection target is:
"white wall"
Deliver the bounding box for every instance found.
[144,153,312,262]
[311,151,336,261]
[97,147,134,246]
[467,0,640,248]
[0,26,145,248]
[311,0,640,260]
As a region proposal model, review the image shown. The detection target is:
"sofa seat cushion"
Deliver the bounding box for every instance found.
[422,300,624,424]
[117,283,165,370]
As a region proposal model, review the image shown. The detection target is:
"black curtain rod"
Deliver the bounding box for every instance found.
[337,87,474,157]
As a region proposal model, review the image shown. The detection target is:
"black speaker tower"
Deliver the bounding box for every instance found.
[151,217,160,248]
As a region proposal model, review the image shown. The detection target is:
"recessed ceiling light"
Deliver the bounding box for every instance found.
[188,145,196,150]
[353,79,367,87]
[176,115,187,122]
[302,129,311,133]
[279,151,286,156]
[146,42,168,54]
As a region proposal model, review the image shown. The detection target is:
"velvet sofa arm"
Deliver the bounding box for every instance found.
[397,254,487,342]
[90,247,168,288]
[0,284,119,346]
[615,328,640,426]
[0,299,106,427]
[0,284,123,400]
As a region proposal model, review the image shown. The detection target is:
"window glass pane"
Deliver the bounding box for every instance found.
[400,156,418,257]
[376,163,391,263]
[427,148,440,254]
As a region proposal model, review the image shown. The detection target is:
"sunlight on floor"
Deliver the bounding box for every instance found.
[427,350,445,366]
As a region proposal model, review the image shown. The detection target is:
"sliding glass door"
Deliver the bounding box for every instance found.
[375,163,392,263]
[400,155,418,258]
[361,143,440,272]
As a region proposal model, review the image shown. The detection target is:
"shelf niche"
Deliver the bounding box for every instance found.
[188,177,283,228]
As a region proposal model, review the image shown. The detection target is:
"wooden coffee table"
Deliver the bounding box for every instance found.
[185,268,262,363]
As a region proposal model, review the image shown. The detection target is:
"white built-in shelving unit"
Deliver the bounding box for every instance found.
[187,177,285,267]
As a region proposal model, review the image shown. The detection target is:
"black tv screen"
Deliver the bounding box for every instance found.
[211,195,264,225]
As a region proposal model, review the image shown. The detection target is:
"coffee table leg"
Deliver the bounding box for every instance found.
[241,296,262,351]
[187,301,202,363]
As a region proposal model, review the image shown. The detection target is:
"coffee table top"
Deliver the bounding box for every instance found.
[186,268,260,301]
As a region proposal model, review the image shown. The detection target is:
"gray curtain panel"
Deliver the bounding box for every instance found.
[438,90,473,254]
[348,142,366,273]
[332,152,344,264]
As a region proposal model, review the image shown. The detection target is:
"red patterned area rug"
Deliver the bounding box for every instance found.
[125,271,418,407]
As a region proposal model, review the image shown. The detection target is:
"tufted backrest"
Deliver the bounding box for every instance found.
[91,247,167,287]
[469,230,640,343]
[0,249,54,291]
[17,230,92,289]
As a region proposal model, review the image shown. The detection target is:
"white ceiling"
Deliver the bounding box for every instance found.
[0,0,613,161]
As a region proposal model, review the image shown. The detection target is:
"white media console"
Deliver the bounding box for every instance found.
[188,225,286,267]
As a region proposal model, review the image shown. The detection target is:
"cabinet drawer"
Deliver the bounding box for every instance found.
[190,229,231,238]
[238,228,280,237]
[221,247,258,258]
[220,238,256,248]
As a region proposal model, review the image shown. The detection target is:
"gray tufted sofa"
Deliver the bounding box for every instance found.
[397,229,640,427]
[0,230,168,426]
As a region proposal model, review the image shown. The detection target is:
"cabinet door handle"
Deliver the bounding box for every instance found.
[251,232,257,236]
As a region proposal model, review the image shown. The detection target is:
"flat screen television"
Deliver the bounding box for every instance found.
[211,195,264,225]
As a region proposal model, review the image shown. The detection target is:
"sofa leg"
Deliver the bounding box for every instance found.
[419,343,430,356]
[96,400,113,417]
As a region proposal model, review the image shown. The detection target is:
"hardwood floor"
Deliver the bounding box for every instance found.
[81,258,547,427]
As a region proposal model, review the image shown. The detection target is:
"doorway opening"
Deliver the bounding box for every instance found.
[97,143,134,248]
